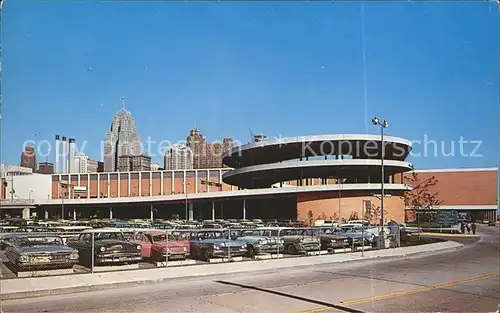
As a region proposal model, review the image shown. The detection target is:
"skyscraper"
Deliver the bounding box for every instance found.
[103,98,142,172]
[186,128,233,169]
[164,144,193,170]
[20,144,37,172]
[74,152,89,173]
[118,155,151,172]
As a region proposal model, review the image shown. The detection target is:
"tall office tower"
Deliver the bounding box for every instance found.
[118,155,151,172]
[164,144,194,170]
[186,128,233,169]
[74,152,89,173]
[20,144,37,172]
[221,138,234,168]
[103,98,142,172]
[186,128,205,169]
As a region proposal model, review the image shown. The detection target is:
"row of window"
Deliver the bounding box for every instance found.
[52,170,231,182]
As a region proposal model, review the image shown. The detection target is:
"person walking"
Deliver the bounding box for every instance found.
[471,222,476,235]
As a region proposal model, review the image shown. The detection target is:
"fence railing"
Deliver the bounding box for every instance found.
[0,226,410,276]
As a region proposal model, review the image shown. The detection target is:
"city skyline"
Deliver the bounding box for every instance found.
[2,2,498,169]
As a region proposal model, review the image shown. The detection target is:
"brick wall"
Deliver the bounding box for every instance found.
[404,170,497,206]
[297,190,406,224]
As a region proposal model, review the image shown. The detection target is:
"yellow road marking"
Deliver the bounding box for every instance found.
[290,272,499,313]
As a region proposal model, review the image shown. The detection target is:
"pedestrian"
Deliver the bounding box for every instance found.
[471,222,476,235]
[466,222,471,234]
[460,222,465,234]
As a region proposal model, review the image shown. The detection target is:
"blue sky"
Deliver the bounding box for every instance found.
[2,1,499,169]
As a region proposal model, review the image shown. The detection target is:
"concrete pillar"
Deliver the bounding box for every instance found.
[73,209,76,221]
[44,210,49,220]
[243,199,246,220]
[212,201,215,221]
[150,205,154,221]
[188,203,194,221]
[22,208,30,219]
[110,207,113,220]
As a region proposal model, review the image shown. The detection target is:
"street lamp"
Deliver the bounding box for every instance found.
[372,116,388,248]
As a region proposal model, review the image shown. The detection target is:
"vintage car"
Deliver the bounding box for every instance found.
[315,228,350,249]
[142,231,190,261]
[67,228,142,266]
[0,233,18,250]
[201,223,223,229]
[49,226,93,244]
[4,235,79,271]
[257,227,321,254]
[231,229,284,257]
[175,229,247,261]
[331,227,374,247]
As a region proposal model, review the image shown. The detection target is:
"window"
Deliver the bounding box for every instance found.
[95,232,125,241]
[80,233,92,241]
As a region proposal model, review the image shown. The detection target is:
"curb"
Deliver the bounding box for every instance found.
[0,243,464,301]
[416,233,480,238]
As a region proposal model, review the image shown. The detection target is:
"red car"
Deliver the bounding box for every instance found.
[140,231,190,261]
[130,232,153,258]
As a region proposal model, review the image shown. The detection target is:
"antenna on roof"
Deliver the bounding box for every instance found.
[248,128,254,143]
[121,97,125,110]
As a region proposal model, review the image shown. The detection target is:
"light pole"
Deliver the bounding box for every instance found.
[372,116,388,248]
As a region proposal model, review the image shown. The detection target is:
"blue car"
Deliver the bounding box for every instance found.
[174,229,248,261]
[327,228,375,247]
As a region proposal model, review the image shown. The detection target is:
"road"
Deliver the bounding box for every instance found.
[2,225,499,313]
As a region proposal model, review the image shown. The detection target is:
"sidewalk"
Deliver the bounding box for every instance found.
[0,241,463,300]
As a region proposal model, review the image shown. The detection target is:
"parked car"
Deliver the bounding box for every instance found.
[67,228,142,266]
[144,231,190,261]
[177,229,247,261]
[49,226,93,244]
[331,228,374,247]
[4,235,79,271]
[316,228,350,249]
[201,223,223,229]
[129,232,153,258]
[257,227,320,254]
[229,229,284,257]
[0,233,17,250]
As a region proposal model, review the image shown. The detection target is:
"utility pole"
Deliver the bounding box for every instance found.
[372,116,388,249]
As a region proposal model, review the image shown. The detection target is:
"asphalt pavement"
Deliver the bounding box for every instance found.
[2,225,498,313]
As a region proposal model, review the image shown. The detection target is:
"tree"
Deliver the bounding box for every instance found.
[348,211,359,221]
[367,204,388,226]
[405,171,443,227]
[329,213,339,222]
[307,210,314,226]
